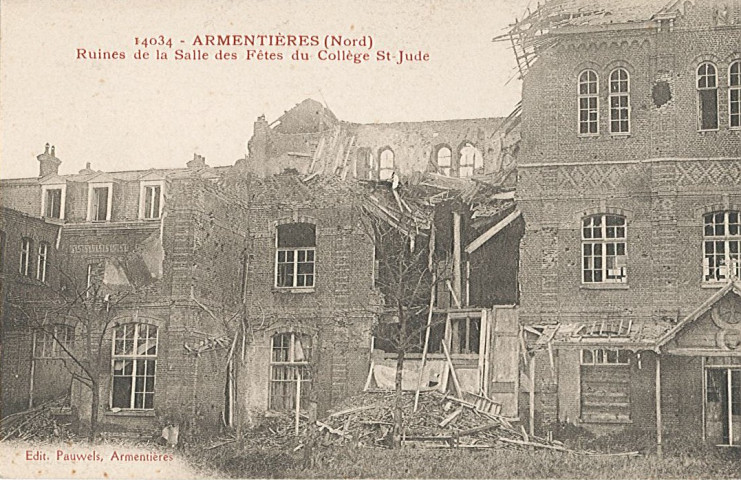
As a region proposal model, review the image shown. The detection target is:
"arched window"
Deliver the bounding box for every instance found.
[578,70,599,135]
[379,148,395,180]
[582,214,627,283]
[436,146,452,176]
[111,323,158,410]
[703,211,740,282]
[20,237,33,277]
[697,62,718,130]
[276,223,316,288]
[609,68,630,134]
[270,332,312,411]
[458,142,482,178]
[730,61,740,129]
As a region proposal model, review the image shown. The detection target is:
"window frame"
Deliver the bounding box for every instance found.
[581,214,628,285]
[269,332,313,411]
[379,148,395,181]
[34,324,75,359]
[87,182,113,222]
[609,68,631,135]
[110,323,158,411]
[436,146,452,176]
[20,237,33,277]
[729,60,740,130]
[703,211,741,283]
[274,223,316,289]
[36,241,49,283]
[578,69,599,136]
[41,184,67,220]
[138,180,164,220]
[697,62,719,131]
[458,142,482,178]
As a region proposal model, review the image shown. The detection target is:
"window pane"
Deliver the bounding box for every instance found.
[699,89,719,130]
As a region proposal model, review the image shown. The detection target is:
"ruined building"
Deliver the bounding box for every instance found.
[502,0,741,446]
[0,99,523,435]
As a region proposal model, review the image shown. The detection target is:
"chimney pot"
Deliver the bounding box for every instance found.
[50,145,55,157]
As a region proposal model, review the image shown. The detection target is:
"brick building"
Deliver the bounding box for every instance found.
[1,100,524,435]
[506,0,741,446]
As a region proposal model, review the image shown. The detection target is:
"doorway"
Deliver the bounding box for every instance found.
[705,368,741,445]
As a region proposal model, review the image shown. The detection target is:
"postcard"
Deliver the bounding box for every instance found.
[1,0,740,479]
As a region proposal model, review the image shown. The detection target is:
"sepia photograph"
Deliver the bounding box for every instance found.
[0,0,740,478]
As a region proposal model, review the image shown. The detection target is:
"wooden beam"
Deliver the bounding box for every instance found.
[656,354,663,458]
[453,212,462,303]
[529,354,536,438]
[465,210,521,254]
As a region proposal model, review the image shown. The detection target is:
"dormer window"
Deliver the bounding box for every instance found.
[139,181,164,220]
[41,184,66,220]
[87,183,112,222]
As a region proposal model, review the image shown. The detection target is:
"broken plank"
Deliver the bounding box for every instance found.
[439,408,463,428]
[328,403,380,418]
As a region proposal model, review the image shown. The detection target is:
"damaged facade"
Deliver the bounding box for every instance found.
[1,100,523,435]
[506,0,741,446]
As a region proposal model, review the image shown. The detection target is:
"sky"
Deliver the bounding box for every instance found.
[0,0,527,179]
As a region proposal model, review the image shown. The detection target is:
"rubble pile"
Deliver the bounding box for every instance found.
[317,390,549,449]
[0,398,73,441]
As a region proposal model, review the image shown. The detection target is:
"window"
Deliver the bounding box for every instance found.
[609,68,630,134]
[703,211,740,282]
[698,62,719,130]
[275,223,316,288]
[139,182,163,219]
[578,70,599,135]
[449,315,481,354]
[34,324,75,358]
[87,183,112,221]
[580,348,630,423]
[41,185,66,220]
[111,323,158,410]
[730,61,740,129]
[36,242,49,282]
[270,332,312,411]
[436,146,452,176]
[379,148,395,181]
[582,214,627,283]
[356,148,375,180]
[458,142,482,178]
[20,237,32,277]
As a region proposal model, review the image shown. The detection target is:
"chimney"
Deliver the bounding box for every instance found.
[79,162,95,175]
[247,114,270,165]
[187,153,208,169]
[37,143,61,177]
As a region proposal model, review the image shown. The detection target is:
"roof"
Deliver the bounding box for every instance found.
[534,317,674,351]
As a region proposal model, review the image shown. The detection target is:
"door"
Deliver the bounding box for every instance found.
[706,368,741,445]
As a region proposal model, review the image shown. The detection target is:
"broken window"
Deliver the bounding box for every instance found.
[276,223,316,288]
[140,182,162,219]
[609,68,630,134]
[270,332,312,411]
[580,348,630,423]
[730,61,740,129]
[19,237,32,277]
[582,214,627,284]
[578,70,599,135]
[34,324,75,358]
[458,142,482,178]
[42,186,64,219]
[697,62,719,131]
[86,261,104,298]
[703,211,741,282]
[36,242,49,283]
[436,146,452,176]
[379,148,395,180]
[88,184,111,222]
[450,315,481,354]
[111,323,157,410]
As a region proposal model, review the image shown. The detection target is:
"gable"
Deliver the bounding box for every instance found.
[665,289,741,352]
